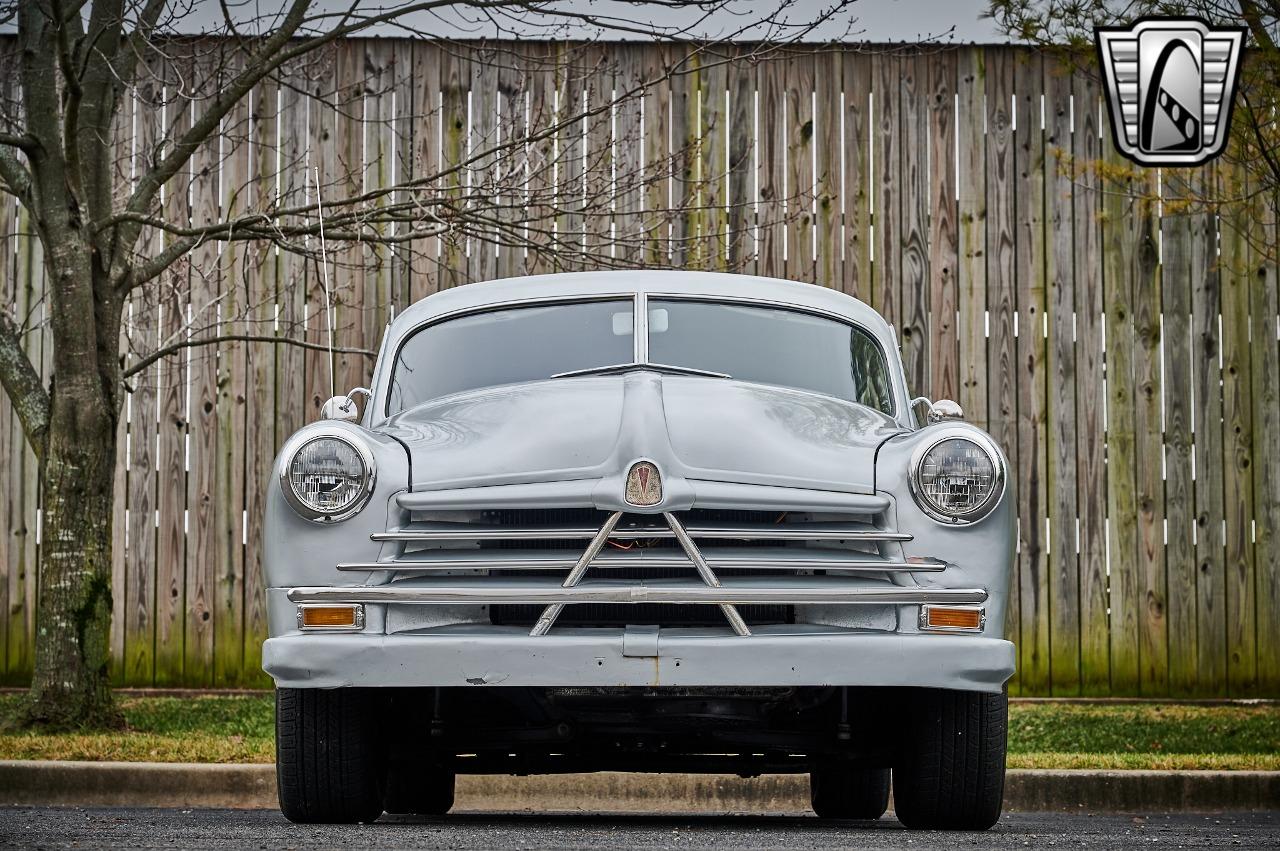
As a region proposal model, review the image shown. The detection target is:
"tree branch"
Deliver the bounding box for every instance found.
[0,145,32,203]
[121,334,376,381]
[0,309,50,461]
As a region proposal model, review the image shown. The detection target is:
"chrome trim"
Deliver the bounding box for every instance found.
[277,428,378,524]
[918,604,987,634]
[336,554,946,573]
[287,582,989,607]
[907,426,1006,526]
[371,524,913,543]
[530,511,623,636]
[665,511,751,636]
[296,603,366,632]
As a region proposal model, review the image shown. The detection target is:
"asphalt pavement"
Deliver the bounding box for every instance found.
[0,807,1277,849]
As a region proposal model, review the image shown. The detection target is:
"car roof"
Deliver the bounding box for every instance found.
[388,271,896,346]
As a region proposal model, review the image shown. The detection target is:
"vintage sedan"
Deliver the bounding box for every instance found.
[262,271,1015,829]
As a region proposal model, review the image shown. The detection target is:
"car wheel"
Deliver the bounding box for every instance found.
[892,688,1007,830]
[276,687,387,824]
[809,762,891,819]
[384,765,456,816]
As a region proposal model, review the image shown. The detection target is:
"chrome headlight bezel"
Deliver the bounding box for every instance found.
[908,427,1006,526]
[277,427,377,523]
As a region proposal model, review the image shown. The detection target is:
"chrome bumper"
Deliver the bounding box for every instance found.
[262,626,1016,692]
[287,579,986,606]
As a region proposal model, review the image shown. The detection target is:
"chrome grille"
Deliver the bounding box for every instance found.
[289,499,983,635]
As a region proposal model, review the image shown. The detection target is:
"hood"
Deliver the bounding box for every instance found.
[381,372,905,494]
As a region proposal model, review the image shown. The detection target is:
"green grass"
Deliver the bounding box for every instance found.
[1,694,1277,769]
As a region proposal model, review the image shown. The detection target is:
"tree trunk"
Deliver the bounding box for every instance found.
[18,337,122,730]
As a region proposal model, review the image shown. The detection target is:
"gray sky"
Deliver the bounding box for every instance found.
[160,0,1008,43]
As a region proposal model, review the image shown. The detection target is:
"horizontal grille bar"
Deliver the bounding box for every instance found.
[337,550,946,573]
[289,579,987,606]
[372,522,911,543]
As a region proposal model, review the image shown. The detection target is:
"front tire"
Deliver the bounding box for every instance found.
[810,762,891,819]
[276,687,387,824]
[892,688,1007,830]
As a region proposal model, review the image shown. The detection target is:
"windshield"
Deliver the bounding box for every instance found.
[385,296,896,416]
[647,299,895,414]
[386,299,633,414]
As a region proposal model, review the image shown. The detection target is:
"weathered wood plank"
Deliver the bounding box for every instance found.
[1013,49,1049,694]
[151,48,194,686]
[124,84,162,685]
[1161,170,1197,695]
[814,49,842,290]
[184,61,224,685]
[928,49,959,404]
[493,43,528,280]
[1131,170,1165,697]
[439,44,470,284]
[1044,59,1079,694]
[1100,124,1141,695]
[783,49,816,283]
[840,51,871,299]
[1072,66,1109,695]
[898,51,928,397]
[1250,183,1280,696]
[1219,163,1257,696]
[470,42,502,282]
[756,52,787,279]
[1191,165,1227,696]
[700,48,731,273]
[872,50,900,330]
[956,48,987,432]
[408,41,443,298]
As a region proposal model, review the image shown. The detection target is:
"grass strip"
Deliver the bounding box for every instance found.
[1,695,1276,769]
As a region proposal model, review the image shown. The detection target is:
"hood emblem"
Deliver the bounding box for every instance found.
[624,461,662,506]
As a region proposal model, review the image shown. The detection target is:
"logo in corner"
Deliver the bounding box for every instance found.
[1095,17,1246,167]
[624,461,662,507]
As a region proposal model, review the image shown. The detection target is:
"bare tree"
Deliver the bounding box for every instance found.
[0,0,855,729]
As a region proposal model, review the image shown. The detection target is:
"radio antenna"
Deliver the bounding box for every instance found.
[312,166,336,399]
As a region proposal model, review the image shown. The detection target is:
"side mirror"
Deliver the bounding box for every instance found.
[927,399,964,424]
[910,396,965,425]
[321,387,371,423]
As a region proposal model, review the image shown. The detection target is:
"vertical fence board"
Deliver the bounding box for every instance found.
[1073,67,1109,694]
[840,52,870,299]
[956,48,987,432]
[1219,166,1257,696]
[784,50,816,282]
[1013,50,1049,694]
[1191,167,1227,695]
[873,51,900,328]
[1162,172,1197,695]
[1251,187,1280,695]
[927,49,958,404]
[898,52,928,396]
[1100,130,1140,693]
[756,54,786,279]
[814,49,842,289]
[1045,60,1079,694]
[1132,170,1165,695]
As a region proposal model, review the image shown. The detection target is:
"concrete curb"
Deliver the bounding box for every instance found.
[1,761,1277,813]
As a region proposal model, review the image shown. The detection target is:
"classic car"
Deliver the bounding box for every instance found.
[261,271,1016,829]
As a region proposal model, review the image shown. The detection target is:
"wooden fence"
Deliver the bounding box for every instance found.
[0,39,1277,694]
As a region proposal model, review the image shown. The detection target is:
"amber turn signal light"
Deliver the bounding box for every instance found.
[919,605,984,632]
[297,604,364,630]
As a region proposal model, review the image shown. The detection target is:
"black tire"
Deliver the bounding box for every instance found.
[810,762,891,819]
[276,687,387,824]
[384,766,456,816]
[892,688,1007,830]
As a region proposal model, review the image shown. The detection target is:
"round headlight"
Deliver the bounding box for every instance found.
[909,431,1004,524]
[280,432,376,522]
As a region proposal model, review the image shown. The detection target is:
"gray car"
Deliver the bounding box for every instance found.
[262,271,1015,829]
